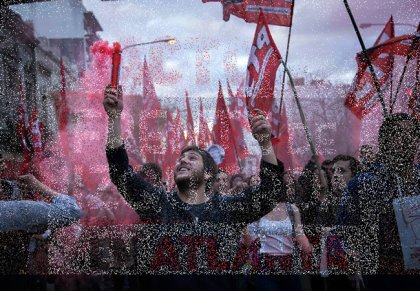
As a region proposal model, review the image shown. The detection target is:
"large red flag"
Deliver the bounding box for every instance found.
[202,0,294,27]
[185,91,196,146]
[227,80,249,160]
[245,11,282,115]
[141,57,164,163]
[213,81,240,174]
[344,17,395,119]
[198,98,213,148]
[17,81,31,175]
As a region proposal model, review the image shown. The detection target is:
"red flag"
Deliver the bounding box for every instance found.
[374,16,395,46]
[198,98,213,148]
[227,80,250,160]
[245,11,282,115]
[17,81,31,175]
[202,0,294,27]
[175,109,187,151]
[272,106,294,170]
[185,91,196,145]
[344,17,396,119]
[213,81,240,174]
[58,58,69,131]
[163,110,176,186]
[140,57,164,163]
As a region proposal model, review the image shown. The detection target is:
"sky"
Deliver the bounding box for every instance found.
[81,0,419,100]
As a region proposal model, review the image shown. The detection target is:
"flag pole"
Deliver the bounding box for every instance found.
[281,60,317,162]
[277,0,295,137]
[390,25,419,113]
[343,0,388,117]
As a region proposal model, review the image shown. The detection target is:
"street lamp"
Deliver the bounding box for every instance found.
[111,37,176,88]
[360,22,417,29]
[122,38,176,51]
[118,38,176,146]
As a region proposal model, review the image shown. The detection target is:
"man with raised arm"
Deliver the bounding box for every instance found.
[103,85,286,279]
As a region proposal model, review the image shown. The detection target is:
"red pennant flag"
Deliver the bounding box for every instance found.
[198,98,213,148]
[17,81,32,175]
[245,11,282,115]
[213,81,240,174]
[58,58,69,131]
[344,17,396,119]
[374,16,395,46]
[140,57,164,163]
[202,0,294,27]
[175,109,187,151]
[163,110,176,186]
[227,80,250,160]
[185,91,196,145]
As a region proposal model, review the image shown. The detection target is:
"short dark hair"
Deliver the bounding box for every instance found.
[331,155,360,176]
[230,173,244,188]
[180,145,218,192]
[139,163,162,184]
[378,113,419,155]
[217,169,227,175]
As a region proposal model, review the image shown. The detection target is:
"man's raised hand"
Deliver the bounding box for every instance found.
[249,108,272,148]
[103,85,123,118]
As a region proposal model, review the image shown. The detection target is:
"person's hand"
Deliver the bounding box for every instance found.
[249,109,272,148]
[103,85,123,118]
[16,174,44,193]
[17,174,58,199]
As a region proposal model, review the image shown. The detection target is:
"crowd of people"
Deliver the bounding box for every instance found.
[0,84,418,291]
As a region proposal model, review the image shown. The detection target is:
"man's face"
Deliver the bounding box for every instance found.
[332,160,352,193]
[213,172,229,194]
[174,150,205,188]
[249,175,261,186]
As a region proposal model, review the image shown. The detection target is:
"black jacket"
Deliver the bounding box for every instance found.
[106,145,286,225]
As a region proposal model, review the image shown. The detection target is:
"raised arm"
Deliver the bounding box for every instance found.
[103,85,123,149]
[222,111,286,223]
[249,108,277,166]
[103,85,163,220]
[0,175,82,233]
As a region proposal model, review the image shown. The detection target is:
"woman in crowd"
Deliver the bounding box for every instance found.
[243,171,312,290]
